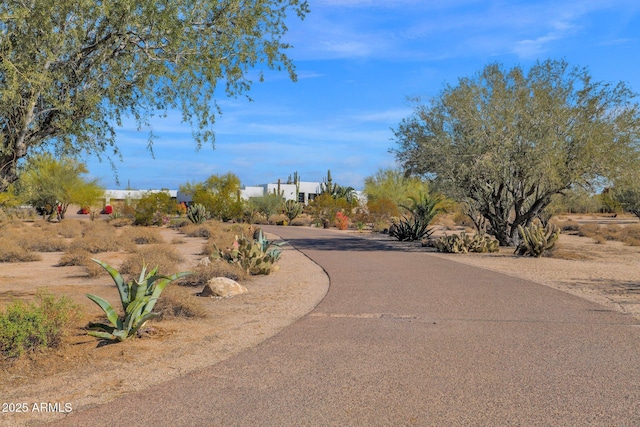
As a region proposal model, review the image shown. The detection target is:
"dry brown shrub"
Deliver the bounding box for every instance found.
[578,223,600,238]
[171,237,186,244]
[550,248,594,261]
[58,247,106,277]
[592,234,607,245]
[56,220,83,238]
[601,224,623,241]
[623,224,640,244]
[73,221,124,253]
[154,286,207,320]
[125,227,164,245]
[176,262,247,286]
[180,223,213,238]
[0,241,41,262]
[119,244,184,277]
[557,220,580,233]
[19,228,68,252]
[108,217,133,228]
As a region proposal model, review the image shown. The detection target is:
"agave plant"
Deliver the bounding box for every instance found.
[86,259,191,341]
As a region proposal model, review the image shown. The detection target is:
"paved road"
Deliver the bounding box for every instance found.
[52,226,640,426]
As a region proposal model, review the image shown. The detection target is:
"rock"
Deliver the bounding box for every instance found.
[200,277,248,298]
[198,257,211,266]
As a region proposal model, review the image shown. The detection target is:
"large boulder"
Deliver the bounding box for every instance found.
[200,277,248,298]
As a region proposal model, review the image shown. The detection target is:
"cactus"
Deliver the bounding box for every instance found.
[435,232,499,254]
[284,200,303,224]
[211,231,284,275]
[187,203,208,224]
[515,223,559,257]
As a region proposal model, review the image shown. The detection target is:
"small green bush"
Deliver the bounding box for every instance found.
[0,293,79,359]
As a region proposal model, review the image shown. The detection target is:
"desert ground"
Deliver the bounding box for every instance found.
[1,214,639,426]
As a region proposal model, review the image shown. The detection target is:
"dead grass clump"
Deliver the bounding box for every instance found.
[600,224,623,241]
[622,224,640,246]
[0,241,41,262]
[557,220,580,233]
[19,228,68,252]
[578,223,600,238]
[73,221,124,253]
[180,223,213,238]
[119,244,184,277]
[58,248,105,277]
[176,262,247,286]
[126,227,164,245]
[592,234,607,245]
[107,217,133,228]
[154,286,207,320]
[56,220,83,238]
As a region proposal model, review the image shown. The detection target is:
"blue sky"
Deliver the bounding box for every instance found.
[84,0,640,191]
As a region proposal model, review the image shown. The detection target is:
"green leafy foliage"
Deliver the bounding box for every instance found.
[394,59,640,246]
[211,230,283,275]
[515,223,560,257]
[86,259,191,342]
[390,193,444,241]
[434,232,499,254]
[0,293,79,359]
[16,154,104,220]
[0,1,309,192]
[133,191,175,226]
[181,173,244,222]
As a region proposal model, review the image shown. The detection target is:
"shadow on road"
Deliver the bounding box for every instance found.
[281,236,412,252]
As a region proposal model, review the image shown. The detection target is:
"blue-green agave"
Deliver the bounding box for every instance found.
[86,259,191,341]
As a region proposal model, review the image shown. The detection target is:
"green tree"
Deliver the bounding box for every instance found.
[394,59,640,246]
[181,173,243,221]
[364,168,430,209]
[250,193,284,223]
[17,153,104,220]
[133,191,174,226]
[0,0,309,192]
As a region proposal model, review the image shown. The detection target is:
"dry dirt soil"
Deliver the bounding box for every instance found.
[2,214,640,426]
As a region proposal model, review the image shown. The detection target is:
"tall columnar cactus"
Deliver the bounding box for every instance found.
[187,203,208,224]
[284,200,303,224]
[515,223,560,257]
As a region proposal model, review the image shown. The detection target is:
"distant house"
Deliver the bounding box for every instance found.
[239,181,322,205]
[103,189,177,206]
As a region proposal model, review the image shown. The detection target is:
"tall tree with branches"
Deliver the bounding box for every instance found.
[394,59,640,246]
[0,0,309,191]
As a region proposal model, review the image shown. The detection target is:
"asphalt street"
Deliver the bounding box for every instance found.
[50,226,640,426]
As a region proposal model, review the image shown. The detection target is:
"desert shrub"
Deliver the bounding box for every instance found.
[73,221,124,253]
[119,245,184,277]
[58,247,105,277]
[578,223,600,238]
[19,228,68,252]
[0,242,41,262]
[180,223,212,238]
[133,191,175,226]
[108,217,133,228]
[557,220,580,233]
[0,293,79,359]
[126,227,164,245]
[154,286,207,320]
[56,219,83,238]
[176,263,247,286]
[210,230,283,275]
[334,211,349,230]
[600,224,623,241]
[623,224,640,245]
[592,234,607,244]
